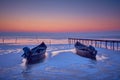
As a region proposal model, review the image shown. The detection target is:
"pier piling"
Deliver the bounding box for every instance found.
[68,38,120,51]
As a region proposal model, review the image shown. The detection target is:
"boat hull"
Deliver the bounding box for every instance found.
[26,49,46,64]
[22,42,47,64]
[27,54,46,64]
[75,48,96,60]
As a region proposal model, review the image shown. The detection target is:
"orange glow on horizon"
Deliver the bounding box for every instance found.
[0,16,119,32]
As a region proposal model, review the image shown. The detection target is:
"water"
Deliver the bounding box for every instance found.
[0,40,120,80]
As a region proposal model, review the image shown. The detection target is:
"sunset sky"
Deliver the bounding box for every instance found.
[0,0,120,32]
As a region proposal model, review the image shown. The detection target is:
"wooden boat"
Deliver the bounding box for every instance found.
[75,41,97,60]
[22,42,47,64]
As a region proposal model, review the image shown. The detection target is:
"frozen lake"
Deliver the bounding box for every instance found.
[0,42,120,80]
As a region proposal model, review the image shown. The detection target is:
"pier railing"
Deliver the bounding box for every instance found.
[68,38,120,51]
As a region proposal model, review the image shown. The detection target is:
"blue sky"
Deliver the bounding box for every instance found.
[0,0,120,17]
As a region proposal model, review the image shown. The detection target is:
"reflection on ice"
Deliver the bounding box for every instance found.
[0,38,68,45]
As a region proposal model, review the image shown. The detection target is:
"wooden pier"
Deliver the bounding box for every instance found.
[68,38,120,51]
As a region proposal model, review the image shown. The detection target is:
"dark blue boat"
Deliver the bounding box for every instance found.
[22,42,47,64]
[75,41,97,60]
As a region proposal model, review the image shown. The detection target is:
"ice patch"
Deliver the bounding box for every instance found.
[20,59,31,73]
[51,49,75,57]
[96,55,108,61]
[0,49,22,55]
[21,59,27,66]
